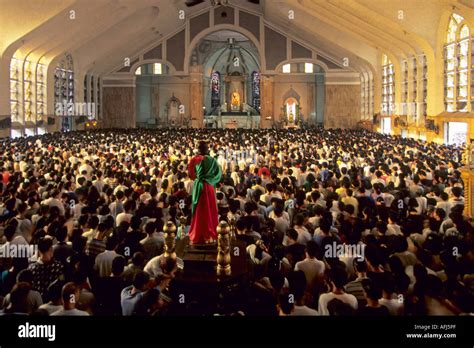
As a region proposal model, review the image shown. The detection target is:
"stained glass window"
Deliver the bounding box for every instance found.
[54,54,74,131]
[444,14,472,112]
[251,71,260,110]
[10,56,22,124]
[211,71,220,108]
[381,54,395,116]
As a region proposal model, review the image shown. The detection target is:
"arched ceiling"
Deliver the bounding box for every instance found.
[204,30,249,42]
[1,0,472,76]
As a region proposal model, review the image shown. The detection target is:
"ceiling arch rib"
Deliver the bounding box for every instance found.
[3,0,108,60]
[77,1,191,75]
[0,0,75,58]
[64,6,161,73]
[265,2,376,74]
[322,0,420,56]
[269,15,374,74]
[26,3,147,68]
[83,29,164,75]
[3,0,153,82]
[339,0,434,58]
[296,0,414,60]
[17,2,111,54]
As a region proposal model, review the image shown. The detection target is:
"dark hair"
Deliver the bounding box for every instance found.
[278,291,294,315]
[306,240,318,258]
[45,280,65,303]
[3,224,17,241]
[327,298,355,316]
[198,141,208,155]
[362,278,383,300]
[381,272,396,294]
[288,271,307,301]
[132,271,150,290]
[353,258,367,273]
[16,269,34,284]
[112,256,126,275]
[160,256,177,276]
[56,226,68,242]
[62,282,79,304]
[7,282,31,313]
[131,252,145,267]
[329,266,348,289]
[269,271,285,292]
[38,237,53,254]
[286,228,298,241]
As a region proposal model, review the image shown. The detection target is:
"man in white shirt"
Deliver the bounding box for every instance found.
[115,200,135,227]
[78,160,93,179]
[43,189,65,216]
[94,238,119,277]
[93,170,105,193]
[379,273,404,315]
[341,189,359,216]
[109,191,125,219]
[38,281,63,315]
[183,173,194,195]
[289,271,318,316]
[415,191,427,214]
[294,241,325,289]
[113,178,128,195]
[14,202,33,243]
[318,267,358,315]
[436,192,452,216]
[387,214,403,236]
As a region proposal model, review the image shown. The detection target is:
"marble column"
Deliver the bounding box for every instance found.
[189,65,204,128]
[260,75,274,128]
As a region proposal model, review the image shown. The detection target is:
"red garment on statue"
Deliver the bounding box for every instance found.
[188,155,218,244]
[188,182,218,244]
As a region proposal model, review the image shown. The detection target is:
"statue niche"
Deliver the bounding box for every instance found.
[231,91,240,111]
[224,72,245,112]
[281,87,302,128]
[165,94,183,127]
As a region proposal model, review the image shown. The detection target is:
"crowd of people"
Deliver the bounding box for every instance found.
[0,127,472,316]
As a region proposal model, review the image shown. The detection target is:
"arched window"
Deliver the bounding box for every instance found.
[210,71,220,108]
[36,61,46,127]
[9,55,22,124]
[54,54,74,131]
[381,54,395,116]
[444,14,472,112]
[9,54,47,136]
[251,71,260,110]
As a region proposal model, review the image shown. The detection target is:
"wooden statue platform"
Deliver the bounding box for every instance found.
[167,236,249,315]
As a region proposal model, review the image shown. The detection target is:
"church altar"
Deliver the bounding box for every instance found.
[225,120,238,129]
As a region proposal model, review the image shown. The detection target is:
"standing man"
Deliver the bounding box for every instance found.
[188,141,222,244]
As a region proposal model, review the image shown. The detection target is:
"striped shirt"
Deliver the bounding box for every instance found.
[345,277,367,304]
[86,239,106,261]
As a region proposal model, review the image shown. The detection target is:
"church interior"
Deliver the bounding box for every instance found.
[0,0,473,323]
[1,0,471,136]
